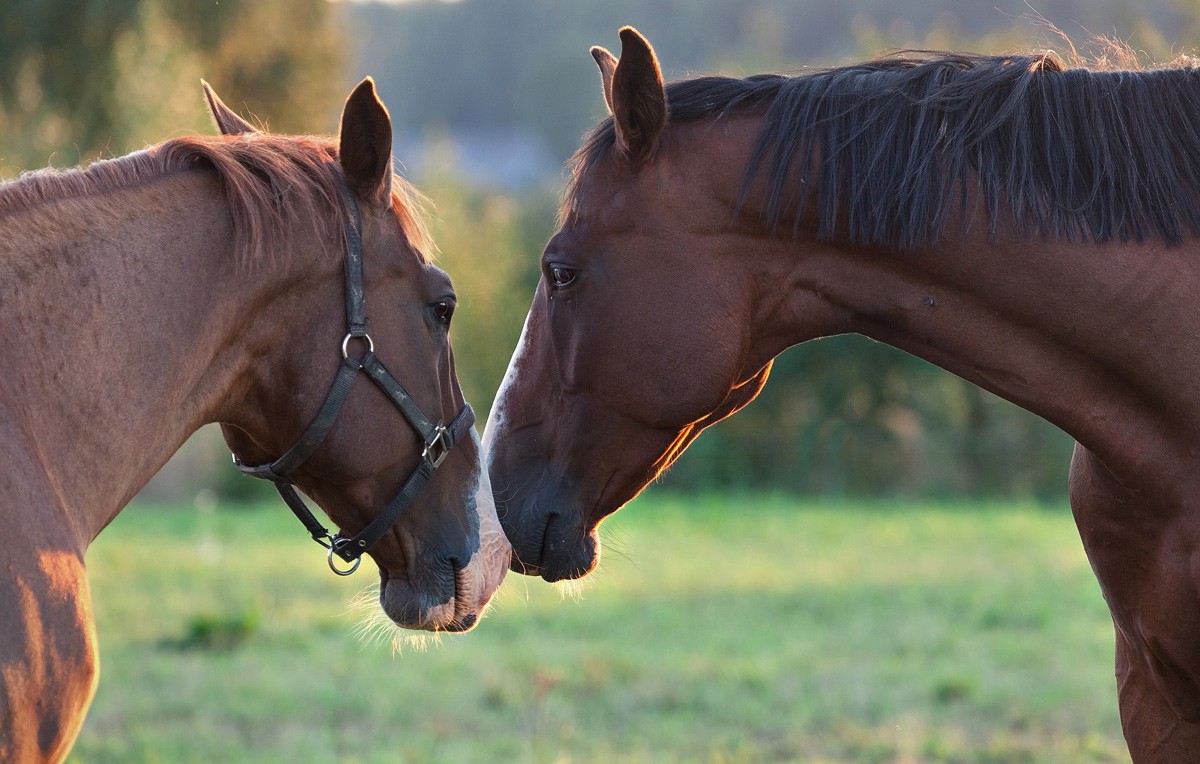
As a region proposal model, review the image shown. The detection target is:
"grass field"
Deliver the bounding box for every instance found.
[71,494,1131,763]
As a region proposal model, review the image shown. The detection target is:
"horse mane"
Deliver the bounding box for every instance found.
[0,134,432,265]
[567,50,1200,250]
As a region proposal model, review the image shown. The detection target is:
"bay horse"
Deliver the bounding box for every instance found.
[0,79,509,762]
[483,26,1200,762]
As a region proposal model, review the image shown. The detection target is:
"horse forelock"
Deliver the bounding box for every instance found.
[564,49,1200,250]
[0,134,433,267]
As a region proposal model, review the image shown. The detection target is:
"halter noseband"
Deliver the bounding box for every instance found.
[233,180,475,576]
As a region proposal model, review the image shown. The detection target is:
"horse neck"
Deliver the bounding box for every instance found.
[0,169,315,547]
[756,227,1199,496]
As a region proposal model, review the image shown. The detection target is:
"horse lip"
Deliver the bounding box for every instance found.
[537,555,595,583]
[377,565,465,632]
[447,559,484,632]
[502,509,551,576]
[509,556,544,576]
[534,512,599,582]
[439,612,477,632]
[499,510,594,581]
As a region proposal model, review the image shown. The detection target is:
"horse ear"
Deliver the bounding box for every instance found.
[201,80,257,136]
[339,77,394,207]
[590,45,618,115]
[609,26,667,164]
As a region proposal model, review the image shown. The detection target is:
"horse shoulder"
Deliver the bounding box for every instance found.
[1069,444,1200,754]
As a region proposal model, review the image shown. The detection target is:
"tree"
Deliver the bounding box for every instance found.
[0,0,345,178]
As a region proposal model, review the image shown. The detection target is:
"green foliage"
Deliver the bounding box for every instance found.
[0,0,344,177]
[169,610,262,652]
[0,0,142,166]
[413,146,554,417]
[661,337,1076,499]
[74,496,1129,763]
[158,0,345,135]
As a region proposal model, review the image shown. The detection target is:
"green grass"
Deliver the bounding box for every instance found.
[71,494,1130,763]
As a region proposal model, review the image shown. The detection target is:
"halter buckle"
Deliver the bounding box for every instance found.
[327,536,362,576]
[421,424,451,469]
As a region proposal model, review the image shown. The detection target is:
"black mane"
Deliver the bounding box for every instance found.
[569,51,1200,250]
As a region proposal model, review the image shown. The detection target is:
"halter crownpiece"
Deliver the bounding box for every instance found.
[233,178,475,576]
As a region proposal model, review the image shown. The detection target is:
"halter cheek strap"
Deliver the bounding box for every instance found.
[233,180,474,576]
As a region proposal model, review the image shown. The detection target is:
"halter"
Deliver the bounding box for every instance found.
[233,180,475,576]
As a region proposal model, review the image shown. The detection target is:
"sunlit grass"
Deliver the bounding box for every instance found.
[71,494,1130,763]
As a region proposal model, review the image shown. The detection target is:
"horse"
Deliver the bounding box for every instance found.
[483,26,1200,762]
[0,78,510,762]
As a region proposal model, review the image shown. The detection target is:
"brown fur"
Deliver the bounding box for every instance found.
[0,80,506,762]
[487,28,1200,763]
[606,27,667,163]
[1,134,431,269]
[339,78,395,206]
[590,46,619,114]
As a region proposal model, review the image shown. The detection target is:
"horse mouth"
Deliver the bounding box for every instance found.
[375,526,509,632]
[508,512,599,582]
[376,565,479,632]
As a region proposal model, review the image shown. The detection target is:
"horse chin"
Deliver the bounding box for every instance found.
[377,540,509,633]
[539,540,599,582]
[517,519,600,583]
[377,569,475,633]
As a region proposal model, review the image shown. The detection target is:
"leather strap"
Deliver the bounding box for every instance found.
[232,176,473,569]
[328,403,475,562]
[236,356,363,481]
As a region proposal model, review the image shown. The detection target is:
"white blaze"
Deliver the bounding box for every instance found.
[482,308,532,464]
[457,428,510,619]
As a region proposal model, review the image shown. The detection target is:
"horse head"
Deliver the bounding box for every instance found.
[211,80,509,630]
[484,29,784,581]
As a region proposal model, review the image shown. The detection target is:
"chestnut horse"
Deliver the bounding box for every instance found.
[485,27,1200,762]
[0,80,509,761]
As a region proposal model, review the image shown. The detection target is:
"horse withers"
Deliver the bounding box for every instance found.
[484,27,1200,762]
[0,80,509,761]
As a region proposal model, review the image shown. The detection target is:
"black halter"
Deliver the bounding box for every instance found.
[234,180,475,576]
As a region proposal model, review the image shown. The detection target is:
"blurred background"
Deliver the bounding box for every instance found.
[12,3,1197,761]
[6,0,1199,503]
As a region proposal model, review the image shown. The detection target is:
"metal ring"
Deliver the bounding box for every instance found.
[341,332,375,361]
[327,545,362,576]
[421,424,451,468]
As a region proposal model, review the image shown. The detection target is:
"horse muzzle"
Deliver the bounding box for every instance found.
[501,496,600,582]
[378,492,510,631]
[378,546,506,632]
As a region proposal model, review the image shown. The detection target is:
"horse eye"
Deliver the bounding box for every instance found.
[432,301,455,326]
[550,265,576,288]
